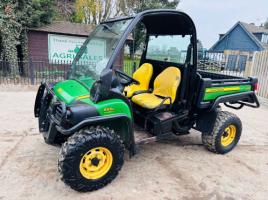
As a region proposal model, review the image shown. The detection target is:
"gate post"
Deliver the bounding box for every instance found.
[29,58,35,85]
[132,61,136,74]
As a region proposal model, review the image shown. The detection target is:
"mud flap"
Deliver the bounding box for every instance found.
[43,120,58,144]
[195,110,218,134]
[34,83,46,117]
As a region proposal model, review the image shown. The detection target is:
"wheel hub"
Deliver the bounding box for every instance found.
[91,157,100,166]
[79,147,113,180]
[221,125,236,147]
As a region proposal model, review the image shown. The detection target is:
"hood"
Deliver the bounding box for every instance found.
[53,80,92,104]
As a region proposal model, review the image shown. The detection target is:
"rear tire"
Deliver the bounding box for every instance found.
[58,126,124,192]
[202,111,242,154]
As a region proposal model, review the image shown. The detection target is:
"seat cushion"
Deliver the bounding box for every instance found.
[153,67,181,103]
[131,66,181,110]
[124,84,147,98]
[123,63,153,98]
[131,93,171,109]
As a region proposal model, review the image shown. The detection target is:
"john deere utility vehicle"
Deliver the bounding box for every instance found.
[34,9,260,192]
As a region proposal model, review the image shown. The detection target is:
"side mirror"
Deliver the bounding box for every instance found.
[99,69,113,96]
[91,69,113,102]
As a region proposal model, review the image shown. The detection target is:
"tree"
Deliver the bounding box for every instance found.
[16,0,55,28]
[130,0,180,13]
[73,0,180,56]
[74,0,180,24]
[55,0,76,21]
[0,0,55,68]
[74,0,136,24]
[74,0,115,24]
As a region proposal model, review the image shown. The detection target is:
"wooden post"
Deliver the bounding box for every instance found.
[250,50,268,98]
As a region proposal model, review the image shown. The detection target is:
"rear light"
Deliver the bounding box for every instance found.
[253,83,258,92]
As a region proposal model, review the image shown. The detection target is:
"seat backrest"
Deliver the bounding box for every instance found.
[153,67,181,103]
[133,63,153,88]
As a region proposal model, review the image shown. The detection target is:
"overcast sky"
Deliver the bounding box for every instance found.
[178,0,268,49]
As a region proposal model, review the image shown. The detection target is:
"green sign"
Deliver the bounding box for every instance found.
[48,34,106,64]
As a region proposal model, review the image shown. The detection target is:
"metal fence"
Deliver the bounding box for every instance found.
[0,59,135,85]
[0,51,254,85]
[0,60,70,84]
[198,51,249,77]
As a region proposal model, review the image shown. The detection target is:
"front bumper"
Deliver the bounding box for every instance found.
[34,82,67,144]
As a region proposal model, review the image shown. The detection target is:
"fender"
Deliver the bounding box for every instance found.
[195,110,218,134]
[209,91,260,111]
[55,114,136,155]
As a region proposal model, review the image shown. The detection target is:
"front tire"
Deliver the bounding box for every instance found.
[58,126,124,192]
[202,111,242,154]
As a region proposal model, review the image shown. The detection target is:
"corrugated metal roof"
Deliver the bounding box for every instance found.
[28,21,93,36]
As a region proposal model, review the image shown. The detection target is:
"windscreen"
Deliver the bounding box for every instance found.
[69,19,132,86]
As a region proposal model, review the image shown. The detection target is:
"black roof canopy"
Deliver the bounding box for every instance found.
[141,11,196,35]
[104,9,196,36]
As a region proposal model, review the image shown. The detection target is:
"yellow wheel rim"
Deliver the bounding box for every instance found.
[79,147,113,180]
[221,125,236,147]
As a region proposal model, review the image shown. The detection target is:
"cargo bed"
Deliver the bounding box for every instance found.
[196,70,260,110]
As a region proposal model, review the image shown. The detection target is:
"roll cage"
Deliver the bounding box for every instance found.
[105,9,197,71]
[92,9,198,106]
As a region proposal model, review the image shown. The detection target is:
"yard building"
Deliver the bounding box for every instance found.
[26,21,131,67]
[27,21,93,62]
[209,22,268,71]
[210,21,268,52]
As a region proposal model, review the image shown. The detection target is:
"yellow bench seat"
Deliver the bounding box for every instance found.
[131,67,181,109]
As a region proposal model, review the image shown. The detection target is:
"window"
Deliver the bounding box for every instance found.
[146,35,191,64]
[122,23,146,75]
[227,55,238,71]
[261,34,268,43]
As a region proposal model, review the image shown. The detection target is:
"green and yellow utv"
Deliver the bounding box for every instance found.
[34,9,260,192]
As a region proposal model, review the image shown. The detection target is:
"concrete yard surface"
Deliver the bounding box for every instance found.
[0,89,268,200]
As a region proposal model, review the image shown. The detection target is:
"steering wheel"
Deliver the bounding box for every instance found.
[114,69,139,86]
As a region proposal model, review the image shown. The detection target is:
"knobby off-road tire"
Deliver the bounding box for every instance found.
[202,111,242,154]
[58,126,124,192]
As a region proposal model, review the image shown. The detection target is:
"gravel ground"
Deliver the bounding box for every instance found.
[0,87,268,200]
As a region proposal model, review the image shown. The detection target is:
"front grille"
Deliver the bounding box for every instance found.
[55,104,63,120]
[53,102,66,123]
